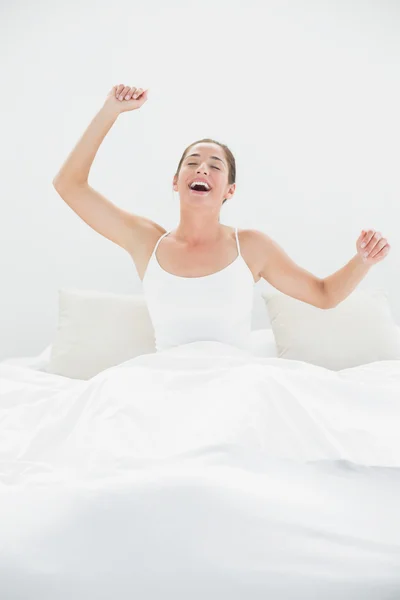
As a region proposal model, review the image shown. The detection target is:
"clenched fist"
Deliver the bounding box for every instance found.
[103,84,149,116]
[356,229,391,265]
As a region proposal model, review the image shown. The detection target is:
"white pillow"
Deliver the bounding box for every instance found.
[261,288,400,370]
[48,289,156,379]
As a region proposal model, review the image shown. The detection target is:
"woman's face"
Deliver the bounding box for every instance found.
[173,143,235,207]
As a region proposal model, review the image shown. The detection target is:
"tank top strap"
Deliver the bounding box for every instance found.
[235,227,242,257]
[153,230,171,254]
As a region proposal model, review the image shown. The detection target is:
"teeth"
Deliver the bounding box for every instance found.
[190,181,210,190]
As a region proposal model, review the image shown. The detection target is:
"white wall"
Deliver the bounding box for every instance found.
[1,0,399,360]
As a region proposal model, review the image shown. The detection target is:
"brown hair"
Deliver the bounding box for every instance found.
[174,138,236,209]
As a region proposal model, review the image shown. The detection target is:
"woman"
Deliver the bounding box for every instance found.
[53,84,388,352]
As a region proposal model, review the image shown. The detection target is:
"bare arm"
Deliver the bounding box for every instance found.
[53,105,119,186]
[52,85,161,253]
[253,230,328,309]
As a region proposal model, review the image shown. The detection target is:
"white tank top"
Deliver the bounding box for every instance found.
[142,227,255,352]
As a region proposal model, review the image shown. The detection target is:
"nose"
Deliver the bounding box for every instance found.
[197,162,209,173]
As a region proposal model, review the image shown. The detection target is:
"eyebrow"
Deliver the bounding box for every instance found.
[186,153,225,165]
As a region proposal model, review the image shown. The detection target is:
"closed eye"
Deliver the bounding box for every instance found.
[188,162,220,170]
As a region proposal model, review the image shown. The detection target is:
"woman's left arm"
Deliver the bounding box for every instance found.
[254,228,390,309]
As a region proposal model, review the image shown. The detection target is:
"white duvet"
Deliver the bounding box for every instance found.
[1,341,400,599]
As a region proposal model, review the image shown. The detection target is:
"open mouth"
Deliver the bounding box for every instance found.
[188,183,212,195]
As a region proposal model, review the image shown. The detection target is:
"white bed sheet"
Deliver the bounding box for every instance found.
[1,340,400,599]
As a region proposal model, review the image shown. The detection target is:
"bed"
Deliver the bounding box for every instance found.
[1,288,400,599]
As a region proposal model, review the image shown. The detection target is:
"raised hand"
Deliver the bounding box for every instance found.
[103,84,149,115]
[356,229,391,265]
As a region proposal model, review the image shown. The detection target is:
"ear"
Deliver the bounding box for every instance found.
[227,183,236,197]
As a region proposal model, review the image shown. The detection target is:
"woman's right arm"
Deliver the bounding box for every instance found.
[53,105,119,187]
[52,85,161,253]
